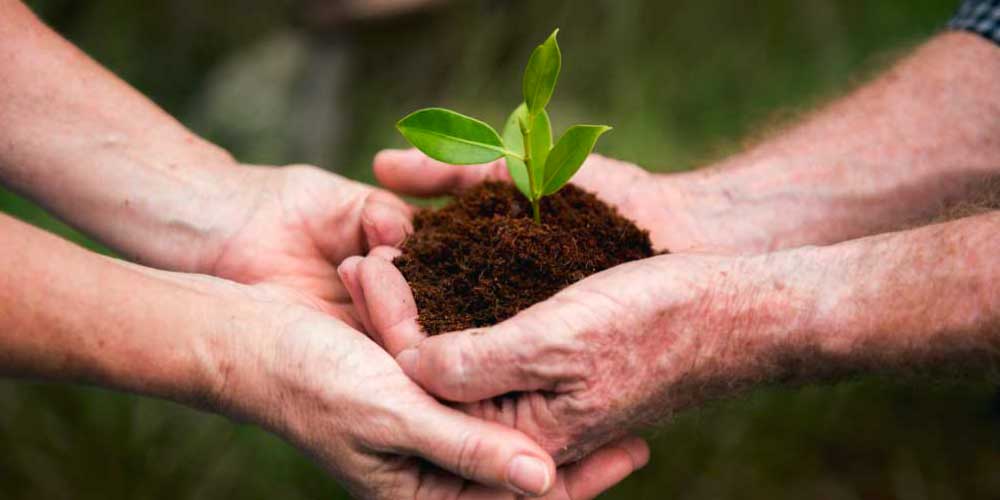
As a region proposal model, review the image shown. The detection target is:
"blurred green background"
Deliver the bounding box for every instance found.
[4,1,998,498]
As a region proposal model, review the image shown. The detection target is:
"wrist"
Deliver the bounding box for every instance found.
[668,248,832,389]
[110,155,259,274]
[648,172,720,253]
[185,283,290,423]
[631,253,797,406]
[653,166,785,255]
[731,238,911,383]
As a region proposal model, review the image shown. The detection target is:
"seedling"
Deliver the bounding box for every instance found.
[396,29,611,224]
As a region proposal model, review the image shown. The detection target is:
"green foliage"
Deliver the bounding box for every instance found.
[396,108,507,165]
[542,125,611,195]
[396,29,610,223]
[522,29,561,115]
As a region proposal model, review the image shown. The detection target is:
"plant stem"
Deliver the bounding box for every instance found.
[521,121,542,224]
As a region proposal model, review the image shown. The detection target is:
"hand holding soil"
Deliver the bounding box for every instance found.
[5,2,1000,498]
[340,149,782,462]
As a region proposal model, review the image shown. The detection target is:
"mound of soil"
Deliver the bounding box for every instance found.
[394,182,656,335]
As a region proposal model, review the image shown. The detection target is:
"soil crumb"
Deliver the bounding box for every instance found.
[394,182,656,335]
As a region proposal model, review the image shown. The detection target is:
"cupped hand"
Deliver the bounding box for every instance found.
[339,248,795,464]
[197,164,413,324]
[372,148,712,252]
[197,277,650,500]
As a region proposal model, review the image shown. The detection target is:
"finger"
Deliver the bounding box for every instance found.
[395,321,564,403]
[374,148,511,197]
[402,400,557,497]
[545,435,650,500]
[414,467,513,500]
[408,436,649,499]
[369,245,402,261]
[411,467,469,500]
[357,253,425,356]
[361,189,414,250]
[336,257,378,340]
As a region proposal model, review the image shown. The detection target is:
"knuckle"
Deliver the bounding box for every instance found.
[364,188,405,210]
[349,396,418,453]
[453,430,486,480]
[506,320,589,385]
[432,337,472,399]
[282,163,323,179]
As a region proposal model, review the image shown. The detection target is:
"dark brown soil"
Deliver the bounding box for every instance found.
[394,182,656,335]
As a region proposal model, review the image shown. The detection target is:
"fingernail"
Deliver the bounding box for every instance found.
[396,348,418,374]
[506,455,552,496]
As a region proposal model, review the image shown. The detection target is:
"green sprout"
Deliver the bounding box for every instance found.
[396,29,612,224]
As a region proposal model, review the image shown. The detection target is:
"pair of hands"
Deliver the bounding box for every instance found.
[183,149,775,498]
[339,151,775,465]
[182,152,712,499]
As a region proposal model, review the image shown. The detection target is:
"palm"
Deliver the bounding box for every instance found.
[208,165,410,323]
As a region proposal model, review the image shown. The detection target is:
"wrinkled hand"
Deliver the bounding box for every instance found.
[371,148,711,252]
[197,164,413,324]
[340,246,794,464]
[199,278,649,500]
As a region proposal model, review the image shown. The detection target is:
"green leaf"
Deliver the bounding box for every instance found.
[529,109,552,193]
[542,125,611,195]
[397,108,506,165]
[522,29,561,116]
[502,105,532,198]
[502,104,552,199]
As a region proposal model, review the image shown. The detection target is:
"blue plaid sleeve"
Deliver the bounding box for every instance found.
[949,0,1000,45]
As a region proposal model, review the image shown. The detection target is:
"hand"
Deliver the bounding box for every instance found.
[195,277,651,499]
[371,148,715,253]
[196,164,413,323]
[145,161,651,498]
[339,248,812,463]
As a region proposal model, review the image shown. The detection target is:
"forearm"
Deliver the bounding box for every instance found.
[737,210,1000,383]
[0,213,239,405]
[0,1,244,271]
[805,210,1000,375]
[666,32,1000,254]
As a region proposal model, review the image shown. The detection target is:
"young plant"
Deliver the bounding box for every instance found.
[396,29,611,223]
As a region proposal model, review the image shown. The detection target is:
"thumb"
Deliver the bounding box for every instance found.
[403,399,556,497]
[396,320,564,403]
[373,148,511,197]
[359,189,413,250]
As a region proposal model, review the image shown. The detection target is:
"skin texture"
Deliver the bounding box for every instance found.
[345,207,1000,465]
[0,212,652,499]
[346,32,1000,463]
[0,1,414,322]
[0,1,647,497]
[669,31,1000,253]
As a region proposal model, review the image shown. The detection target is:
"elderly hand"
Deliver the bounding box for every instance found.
[339,246,819,463]
[169,273,650,500]
[216,284,648,499]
